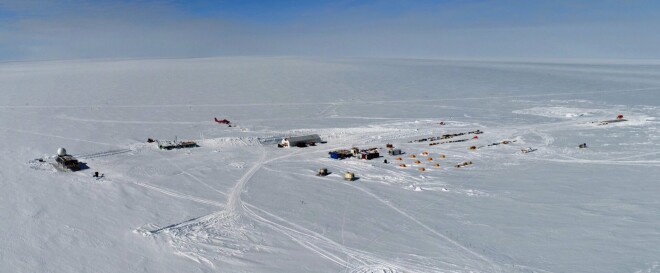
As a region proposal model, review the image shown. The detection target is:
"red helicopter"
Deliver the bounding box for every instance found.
[214,118,231,125]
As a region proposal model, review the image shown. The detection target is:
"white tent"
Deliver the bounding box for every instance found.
[281,134,322,147]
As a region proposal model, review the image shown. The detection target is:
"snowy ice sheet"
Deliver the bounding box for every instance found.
[1,57,659,273]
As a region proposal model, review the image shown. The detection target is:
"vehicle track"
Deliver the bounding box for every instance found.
[269,169,502,272]
[129,180,225,208]
[0,126,118,147]
[226,146,267,216]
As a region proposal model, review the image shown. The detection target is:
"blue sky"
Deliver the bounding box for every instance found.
[1,0,659,61]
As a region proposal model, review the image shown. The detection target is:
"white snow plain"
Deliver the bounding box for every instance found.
[1,57,659,273]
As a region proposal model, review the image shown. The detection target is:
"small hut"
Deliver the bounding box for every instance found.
[388,149,402,156]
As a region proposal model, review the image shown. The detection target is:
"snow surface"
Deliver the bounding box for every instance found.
[1,57,659,273]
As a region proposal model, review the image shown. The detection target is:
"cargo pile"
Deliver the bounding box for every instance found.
[410,130,483,143]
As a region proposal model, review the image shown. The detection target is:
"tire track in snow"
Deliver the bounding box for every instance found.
[159,154,229,197]
[243,203,470,273]
[612,150,660,160]
[317,103,339,117]
[226,147,267,216]
[243,203,357,268]
[243,204,366,269]
[342,181,502,273]
[128,180,225,208]
[273,169,502,272]
[0,126,118,147]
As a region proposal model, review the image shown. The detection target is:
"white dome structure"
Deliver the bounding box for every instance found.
[57,147,67,156]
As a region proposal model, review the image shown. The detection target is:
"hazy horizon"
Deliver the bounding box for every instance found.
[2,0,660,61]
